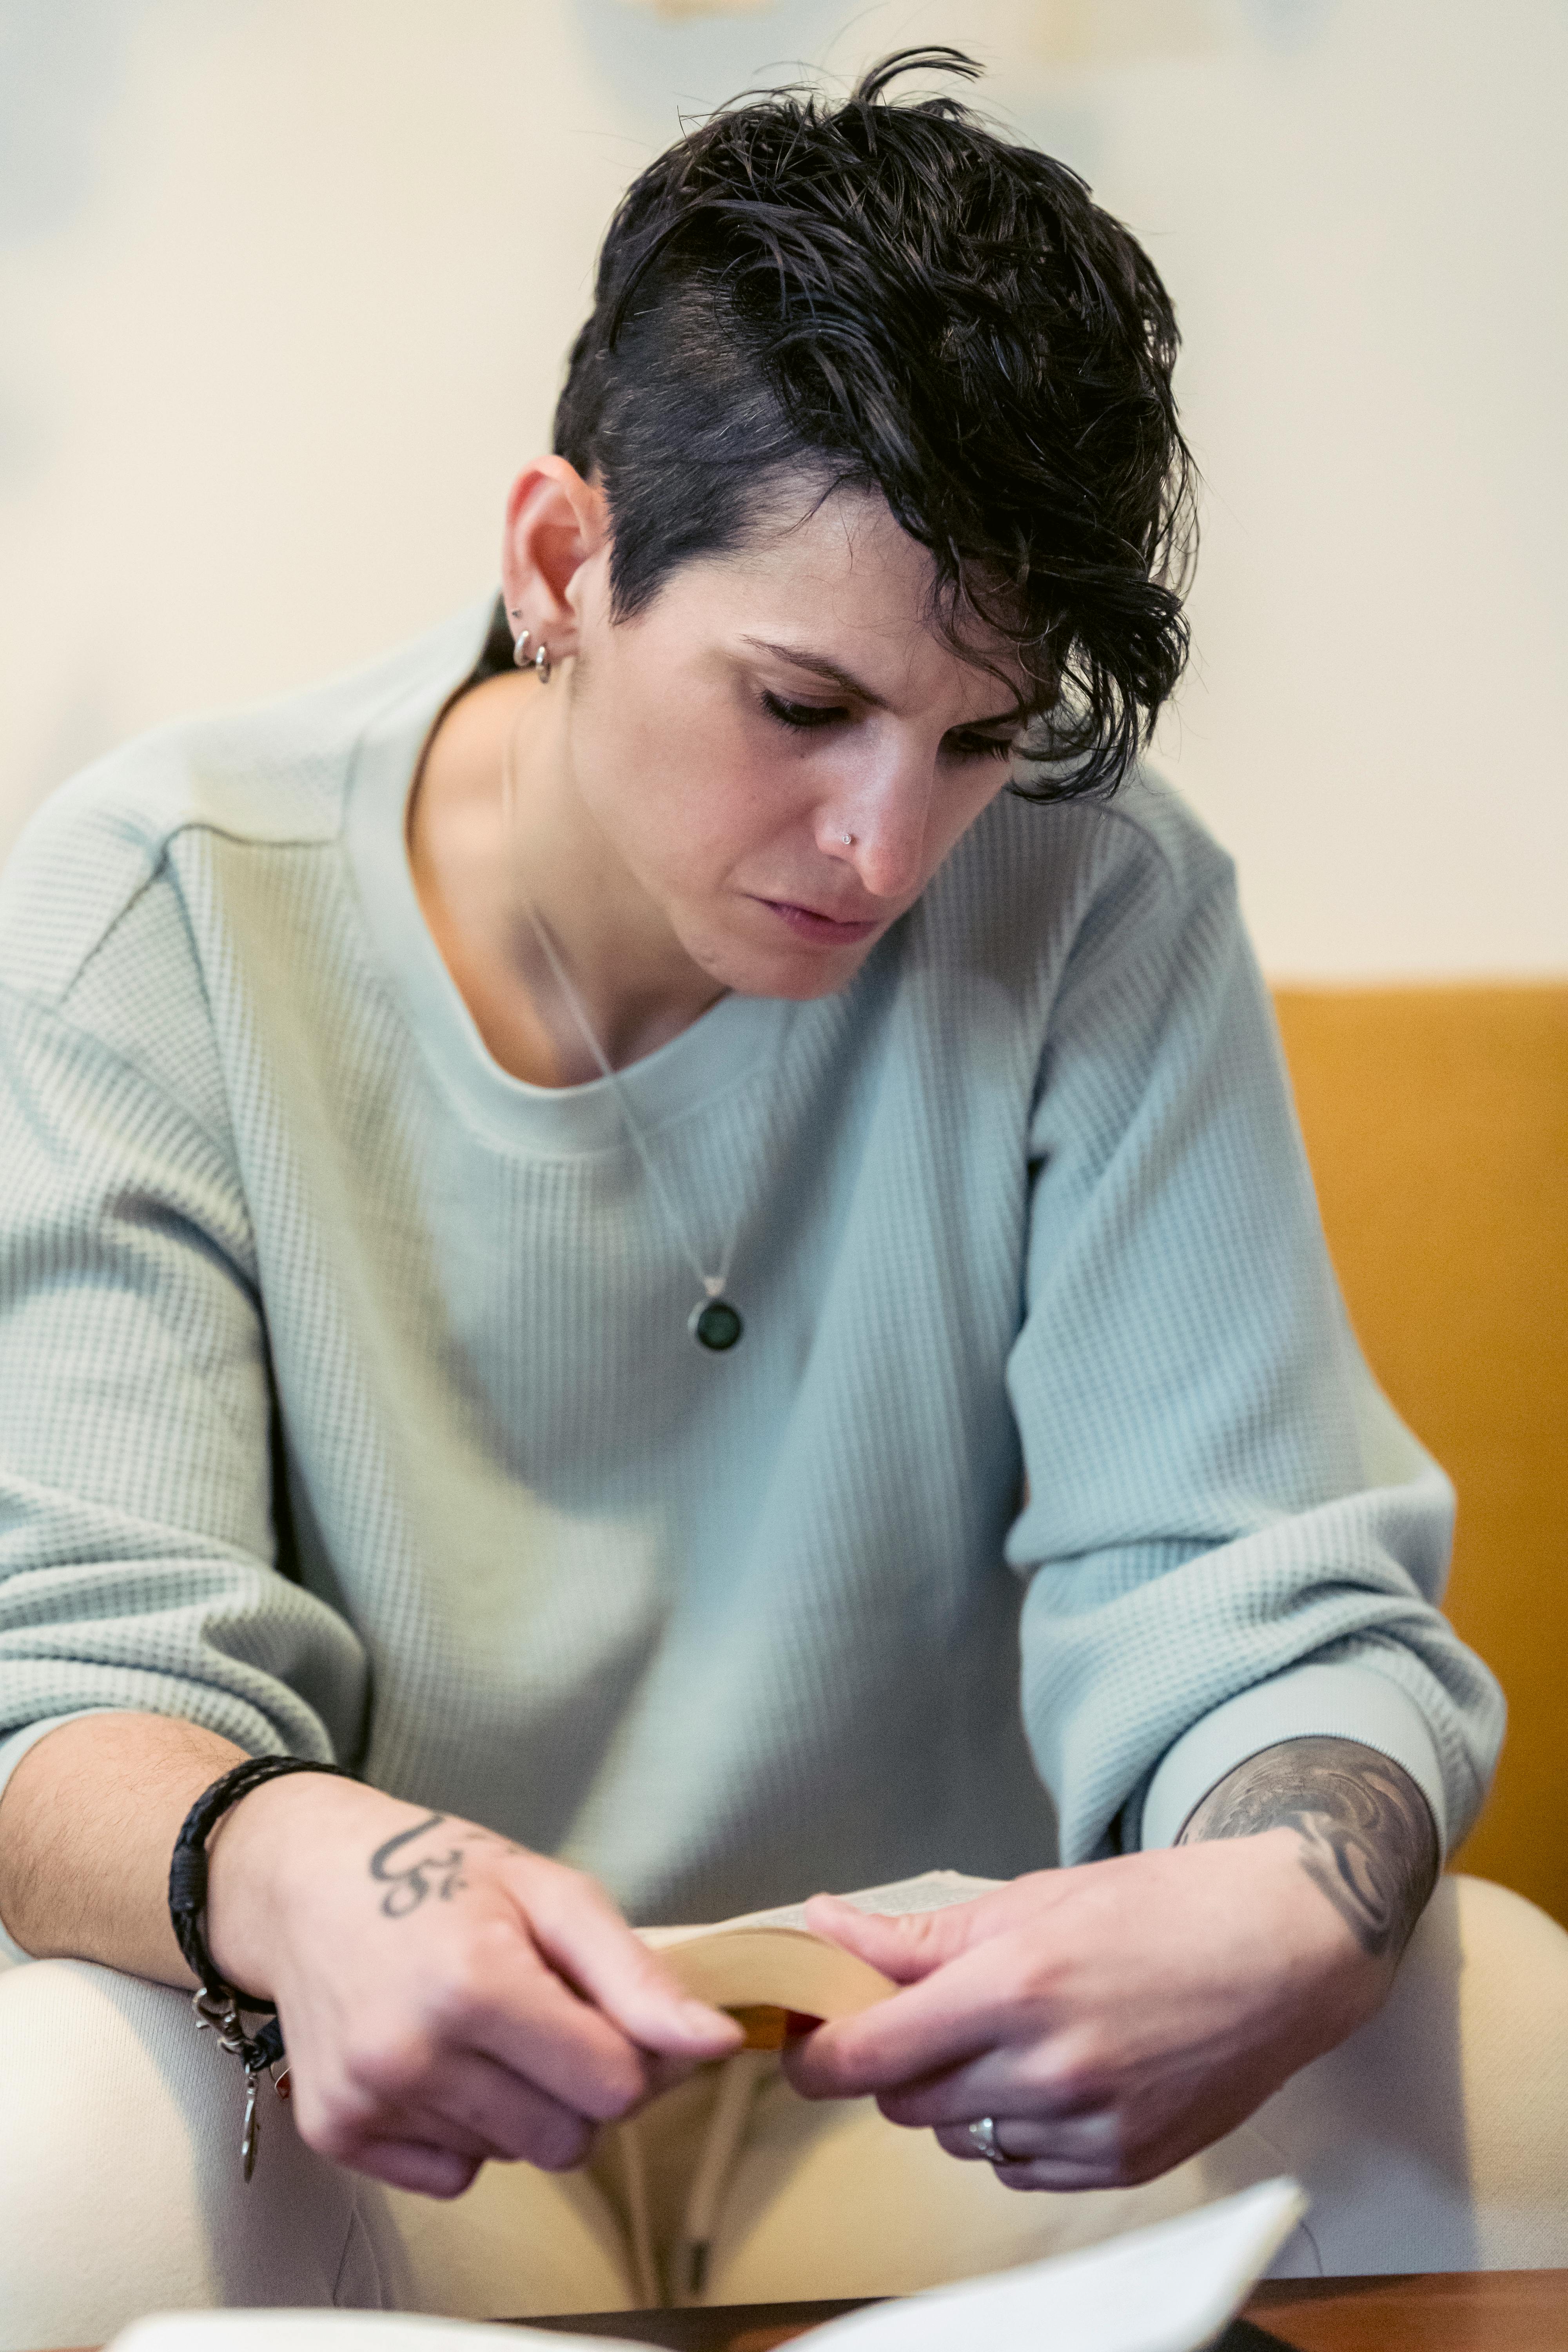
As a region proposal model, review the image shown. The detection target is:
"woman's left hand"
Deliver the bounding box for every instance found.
[782,1831,1393,2189]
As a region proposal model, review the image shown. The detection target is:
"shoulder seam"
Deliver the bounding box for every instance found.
[1095,796,1180,889]
[0,972,245,1179]
[6,804,341,1013]
[45,850,169,1009]
[146,814,344,855]
[1082,784,1227,902]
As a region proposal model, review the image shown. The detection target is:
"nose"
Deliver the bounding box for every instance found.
[822,748,933,903]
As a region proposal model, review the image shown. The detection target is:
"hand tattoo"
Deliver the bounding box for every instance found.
[1178,1735,1439,1961]
[368,1813,470,1916]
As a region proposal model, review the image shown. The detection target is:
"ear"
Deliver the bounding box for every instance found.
[499,458,608,666]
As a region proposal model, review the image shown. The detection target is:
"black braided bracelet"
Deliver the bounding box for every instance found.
[169,1754,358,2093]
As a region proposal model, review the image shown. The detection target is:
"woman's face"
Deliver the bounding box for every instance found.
[556,484,1034,1002]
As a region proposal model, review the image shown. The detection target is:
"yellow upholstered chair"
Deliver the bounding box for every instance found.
[1273,985,1568,1926]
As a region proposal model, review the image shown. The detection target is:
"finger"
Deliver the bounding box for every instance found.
[465,1939,662,2121]
[296,2063,502,2173]
[800,1894,983,1986]
[987,2154,1128,2194]
[521,1862,746,2060]
[633,2044,713,2107]
[802,1873,1073,1986]
[786,1934,1034,2098]
[309,1937,652,2132]
[352,2138,483,2199]
[307,2060,570,2176]
[875,2037,1099,2129]
[931,2111,1122,2167]
[416,2047,598,2171]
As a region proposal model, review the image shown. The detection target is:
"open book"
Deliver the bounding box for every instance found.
[637,1869,1002,2047]
[109,2178,1307,2352]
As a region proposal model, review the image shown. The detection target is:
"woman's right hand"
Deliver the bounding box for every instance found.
[205,1774,742,2197]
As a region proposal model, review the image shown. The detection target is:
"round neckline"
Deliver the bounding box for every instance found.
[343,643,794,1160]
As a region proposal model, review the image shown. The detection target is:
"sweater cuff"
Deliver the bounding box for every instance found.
[0,1711,114,1965]
[1137,1663,1448,1860]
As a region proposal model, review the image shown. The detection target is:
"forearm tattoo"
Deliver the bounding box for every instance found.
[1178,1735,1439,1960]
[367,1812,519,1918]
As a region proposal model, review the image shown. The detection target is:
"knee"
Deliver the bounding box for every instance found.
[1441,1875,1568,2205]
[1388,1872,1568,2094]
[0,1953,195,2124]
[0,1958,375,2343]
[1242,1873,1568,2272]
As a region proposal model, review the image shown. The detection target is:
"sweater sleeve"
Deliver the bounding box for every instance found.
[0,960,369,1841]
[1005,809,1504,1865]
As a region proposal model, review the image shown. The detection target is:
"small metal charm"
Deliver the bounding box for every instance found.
[193,1985,230,2038]
[192,1987,280,2181]
[242,2069,261,2182]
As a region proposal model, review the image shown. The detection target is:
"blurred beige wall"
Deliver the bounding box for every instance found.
[1,0,1563,977]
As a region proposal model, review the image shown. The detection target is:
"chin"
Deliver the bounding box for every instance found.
[704,935,875,1005]
[759,962,865,1003]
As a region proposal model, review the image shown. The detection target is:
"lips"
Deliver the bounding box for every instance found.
[756,897,882,946]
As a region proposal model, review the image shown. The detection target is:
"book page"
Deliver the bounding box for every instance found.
[637,1871,1005,2035]
[641,1924,891,2025]
[640,1867,1003,1948]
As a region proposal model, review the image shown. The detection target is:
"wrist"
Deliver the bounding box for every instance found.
[1196,1829,1389,2065]
[203,1769,378,1999]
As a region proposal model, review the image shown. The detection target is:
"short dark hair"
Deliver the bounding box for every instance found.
[553,49,1196,799]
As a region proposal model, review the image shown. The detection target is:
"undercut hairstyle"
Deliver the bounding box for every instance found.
[551,49,1196,800]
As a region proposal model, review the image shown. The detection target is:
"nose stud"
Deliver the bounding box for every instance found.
[840,832,855,846]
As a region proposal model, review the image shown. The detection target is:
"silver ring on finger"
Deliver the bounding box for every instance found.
[967,2114,1018,2166]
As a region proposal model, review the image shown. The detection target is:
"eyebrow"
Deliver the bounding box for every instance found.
[739,637,1038,732]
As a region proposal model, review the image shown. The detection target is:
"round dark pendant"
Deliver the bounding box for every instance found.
[690,1296,744,1352]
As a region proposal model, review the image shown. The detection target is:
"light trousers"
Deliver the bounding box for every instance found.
[3,1876,1566,2352]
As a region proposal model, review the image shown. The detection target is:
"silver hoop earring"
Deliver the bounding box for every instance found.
[534,642,553,686]
[512,628,532,670]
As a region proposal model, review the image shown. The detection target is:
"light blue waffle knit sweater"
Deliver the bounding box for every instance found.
[0,604,1502,1952]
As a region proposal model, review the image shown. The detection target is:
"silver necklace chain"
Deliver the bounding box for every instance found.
[517,899,739,1306]
[502,718,744,1349]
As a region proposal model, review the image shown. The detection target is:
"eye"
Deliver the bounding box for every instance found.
[947,732,1018,764]
[761,691,848,733]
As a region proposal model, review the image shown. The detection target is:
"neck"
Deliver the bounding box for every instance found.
[408,671,727,1087]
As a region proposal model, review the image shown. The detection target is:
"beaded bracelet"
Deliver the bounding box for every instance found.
[168,1753,358,2179]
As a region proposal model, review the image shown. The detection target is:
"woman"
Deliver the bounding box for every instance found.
[0,50,1560,2345]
